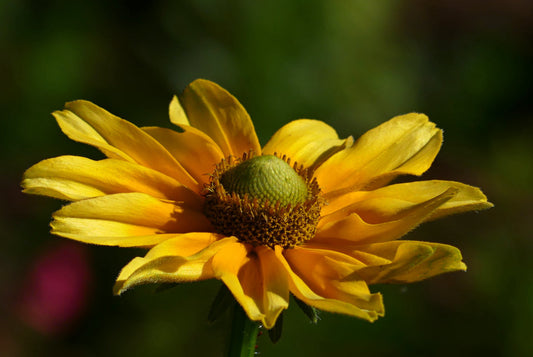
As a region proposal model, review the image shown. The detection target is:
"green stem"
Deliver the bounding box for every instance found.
[227,303,260,357]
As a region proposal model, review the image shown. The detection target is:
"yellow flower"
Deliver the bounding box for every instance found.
[22,79,492,329]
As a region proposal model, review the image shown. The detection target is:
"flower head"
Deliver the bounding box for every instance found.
[22,79,492,329]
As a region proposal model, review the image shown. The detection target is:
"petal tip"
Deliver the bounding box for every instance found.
[113,281,126,296]
[460,261,467,272]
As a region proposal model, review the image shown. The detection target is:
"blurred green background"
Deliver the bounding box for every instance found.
[1,0,532,356]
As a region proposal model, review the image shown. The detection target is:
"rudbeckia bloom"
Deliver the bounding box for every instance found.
[22,79,492,329]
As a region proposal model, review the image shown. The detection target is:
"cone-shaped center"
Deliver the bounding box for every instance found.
[220,155,308,206]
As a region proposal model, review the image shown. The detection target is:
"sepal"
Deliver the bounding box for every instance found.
[208,283,235,324]
[267,312,284,343]
[293,295,320,324]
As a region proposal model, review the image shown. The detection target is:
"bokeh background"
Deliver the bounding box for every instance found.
[1,1,532,356]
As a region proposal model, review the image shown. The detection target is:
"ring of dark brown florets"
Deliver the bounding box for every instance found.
[203,152,323,248]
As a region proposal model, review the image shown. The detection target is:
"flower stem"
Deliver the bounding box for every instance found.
[227,303,259,357]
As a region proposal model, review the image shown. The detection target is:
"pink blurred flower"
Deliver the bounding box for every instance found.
[16,242,92,335]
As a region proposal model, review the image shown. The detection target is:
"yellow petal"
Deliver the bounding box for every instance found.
[355,240,467,284]
[54,100,199,190]
[53,105,127,161]
[179,79,261,157]
[51,192,212,247]
[21,155,201,204]
[211,243,262,321]
[276,247,384,322]
[322,180,493,223]
[168,95,190,126]
[114,234,230,294]
[257,246,290,328]
[262,119,353,169]
[142,126,224,187]
[315,188,457,245]
[284,247,378,308]
[315,113,442,195]
[211,243,289,329]
[303,241,392,267]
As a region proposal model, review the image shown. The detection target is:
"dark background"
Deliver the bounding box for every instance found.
[1,1,532,356]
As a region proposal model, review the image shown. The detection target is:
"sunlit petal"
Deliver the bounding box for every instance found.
[168,95,190,126]
[51,193,212,247]
[355,240,467,284]
[263,119,353,169]
[321,180,493,222]
[275,247,384,321]
[257,246,290,328]
[114,234,230,294]
[211,242,262,321]
[315,188,457,244]
[54,100,198,190]
[211,244,289,329]
[179,79,261,157]
[315,113,441,195]
[143,126,224,188]
[22,155,201,203]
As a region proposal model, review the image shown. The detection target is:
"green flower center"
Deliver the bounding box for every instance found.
[203,152,323,248]
[220,155,308,207]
